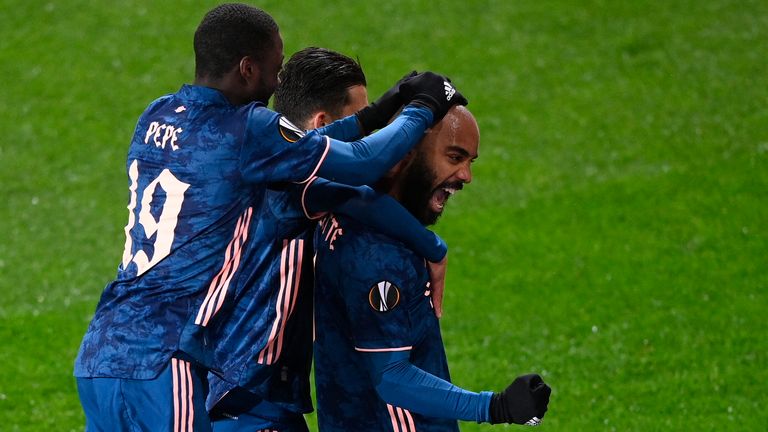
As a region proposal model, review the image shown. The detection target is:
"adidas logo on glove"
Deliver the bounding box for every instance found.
[444,81,455,101]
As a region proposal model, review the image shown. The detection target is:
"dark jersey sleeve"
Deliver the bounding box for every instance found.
[337,240,423,351]
[314,115,363,142]
[239,105,431,187]
[302,178,447,262]
[334,236,492,422]
[316,105,433,185]
[362,350,493,423]
[239,108,329,184]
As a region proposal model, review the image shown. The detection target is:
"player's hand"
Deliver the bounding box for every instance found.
[355,71,418,134]
[399,71,468,125]
[489,374,551,425]
[427,255,447,318]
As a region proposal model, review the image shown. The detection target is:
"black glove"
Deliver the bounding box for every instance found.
[489,374,551,425]
[355,70,418,134]
[398,71,468,125]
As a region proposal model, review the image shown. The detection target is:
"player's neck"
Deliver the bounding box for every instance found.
[194,73,250,106]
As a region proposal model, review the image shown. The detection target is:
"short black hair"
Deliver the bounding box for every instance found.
[274,47,367,127]
[194,3,279,79]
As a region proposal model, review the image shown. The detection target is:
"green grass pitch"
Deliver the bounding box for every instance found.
[1,0,766,430]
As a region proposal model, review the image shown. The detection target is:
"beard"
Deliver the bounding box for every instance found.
[399,152,442,226]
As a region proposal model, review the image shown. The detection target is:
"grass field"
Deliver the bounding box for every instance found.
[1,0,766,430]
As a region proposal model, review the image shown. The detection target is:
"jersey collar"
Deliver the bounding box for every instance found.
[178,84,233,107]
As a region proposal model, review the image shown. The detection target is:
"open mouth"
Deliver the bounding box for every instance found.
[429,183,463,213]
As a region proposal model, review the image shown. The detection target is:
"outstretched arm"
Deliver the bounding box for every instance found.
[303,178,447,263]
[317,71,469,186]
[241,72,466,186]
[313,71,420,141]
[314,115,363,142]
[316,105,432,186]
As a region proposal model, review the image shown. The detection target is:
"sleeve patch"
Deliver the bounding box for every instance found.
[278,116,305,143]
[368,281,401,312]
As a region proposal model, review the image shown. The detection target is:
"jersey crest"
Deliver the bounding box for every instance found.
[368,281,400,312]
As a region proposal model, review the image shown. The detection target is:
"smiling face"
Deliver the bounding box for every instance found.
[393,105,479,225]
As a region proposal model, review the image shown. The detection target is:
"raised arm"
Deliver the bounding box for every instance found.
[315,105,431,185]
[240,73,466,187]
[315,71,419,142]
[317,72,468,186]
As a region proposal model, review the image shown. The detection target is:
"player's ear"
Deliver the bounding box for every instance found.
[309,111,331,130]
[238,56,261,86]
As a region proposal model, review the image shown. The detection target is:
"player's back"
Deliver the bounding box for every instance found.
[313,213,459,432]
[75,84,326,380]
[206,183,317,413]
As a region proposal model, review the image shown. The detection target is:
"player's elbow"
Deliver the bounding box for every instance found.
[373,380,403,407]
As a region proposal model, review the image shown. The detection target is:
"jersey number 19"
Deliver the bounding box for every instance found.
[121,159,190,276]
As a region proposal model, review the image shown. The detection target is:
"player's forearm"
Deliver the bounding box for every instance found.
[364,352,492,423]
[314,115,363,141]
[376,360,492,422]
[301,177,364,219]
[304,179,447,261]
[316,105,433,186]
[337,191,447,262]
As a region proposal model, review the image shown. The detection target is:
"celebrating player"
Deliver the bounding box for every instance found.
[313,105,552,430]
[73,4,466,431]
[207,47,451,431]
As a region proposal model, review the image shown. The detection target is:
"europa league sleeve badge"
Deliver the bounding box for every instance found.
[368,281,401,312]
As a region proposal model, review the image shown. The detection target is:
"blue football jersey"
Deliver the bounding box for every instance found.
[75,85,328,380]
[313,214,459,432]
[206,182,317,414]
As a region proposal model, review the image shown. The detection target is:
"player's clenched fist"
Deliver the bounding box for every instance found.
[489,373,551,425]
[399,71,468,125]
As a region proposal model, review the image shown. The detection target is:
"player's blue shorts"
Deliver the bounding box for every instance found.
[210,387,308,432]
[76,357,211,432]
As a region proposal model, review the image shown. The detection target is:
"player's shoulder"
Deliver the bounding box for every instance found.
[239,101,273,121]
[139,93,175,117]
[317,215,426,304]
[321,214,421,272]
[241,104,313,144]
[335,214,409,249]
